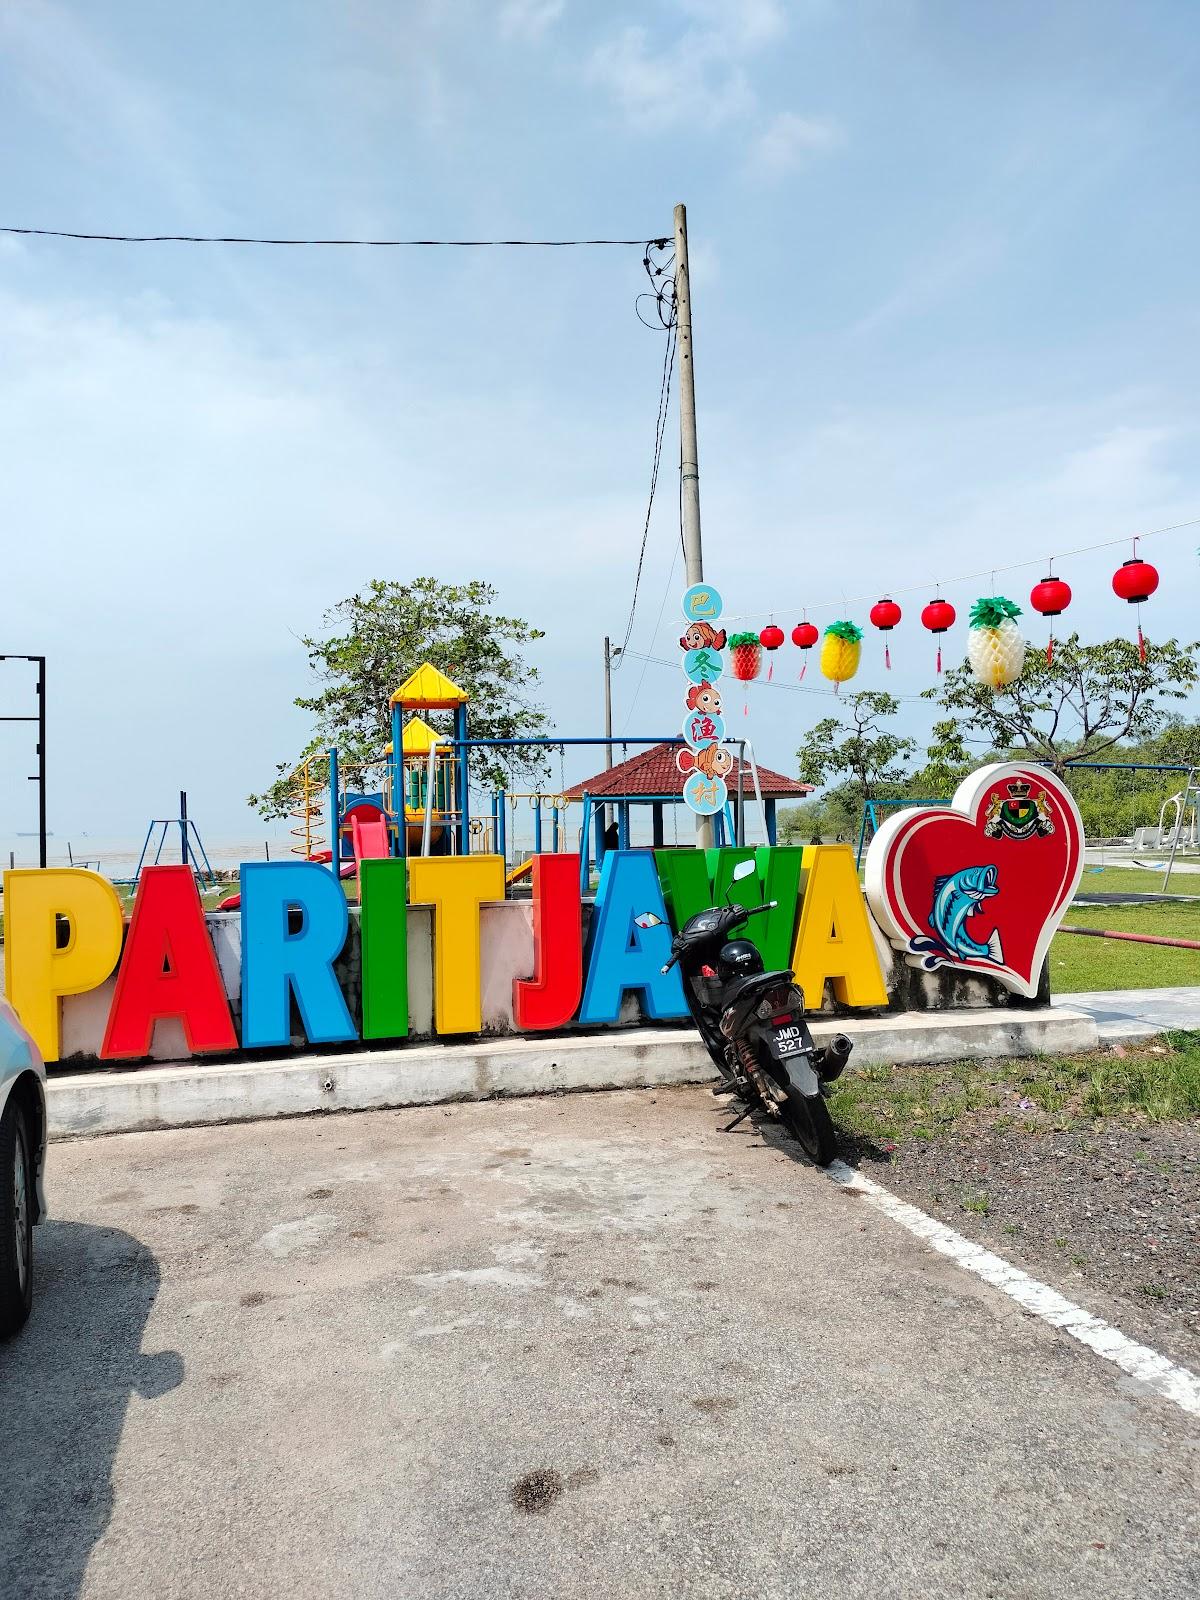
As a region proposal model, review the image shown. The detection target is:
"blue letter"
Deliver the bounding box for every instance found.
[578,851,687,1024]
[240,863,357,1048]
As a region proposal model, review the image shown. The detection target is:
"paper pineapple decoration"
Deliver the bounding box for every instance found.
[728,632,762,682]
[967,596,1025,689]
[820,621,863,691]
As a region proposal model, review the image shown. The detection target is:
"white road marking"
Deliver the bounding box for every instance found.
[828,1160,1200,1420]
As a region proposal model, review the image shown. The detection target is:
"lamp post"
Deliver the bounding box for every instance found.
[0,654,47,868]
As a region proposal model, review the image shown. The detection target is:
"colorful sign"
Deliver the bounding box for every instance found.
[0,763,1072,1064]
[864,763,1084,998]
[3,843,894,1063]
[679,586,730,818]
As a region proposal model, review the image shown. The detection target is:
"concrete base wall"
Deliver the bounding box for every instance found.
[46,1005,1100,1140]
[52,901,1051,1069]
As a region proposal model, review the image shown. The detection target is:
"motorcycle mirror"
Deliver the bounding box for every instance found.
[633,912,663,929]
[731,859,756,883]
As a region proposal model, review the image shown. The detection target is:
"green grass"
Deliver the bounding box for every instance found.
[827,1029,1200,1146]
[1073,864,1199,897]
[1050,900,1199,992]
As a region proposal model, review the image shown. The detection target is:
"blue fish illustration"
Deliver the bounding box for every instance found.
[911,864,1004,967]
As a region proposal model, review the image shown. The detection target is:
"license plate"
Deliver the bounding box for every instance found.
[773,1022,806,1057]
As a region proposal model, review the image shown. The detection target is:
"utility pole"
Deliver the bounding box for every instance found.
[673,202,714,847]
[0,654,47,868]
[603,636,614,769]
[603,635,621,829]
[36,657,46,869]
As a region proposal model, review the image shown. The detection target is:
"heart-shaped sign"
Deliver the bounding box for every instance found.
[864,763,1084,998]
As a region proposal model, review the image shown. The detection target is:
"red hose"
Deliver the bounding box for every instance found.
[1057,926,1200,951]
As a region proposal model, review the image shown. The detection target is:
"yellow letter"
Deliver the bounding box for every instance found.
[791,845,888,1009]
[407,856,504,1034]
[4,869,124,1062]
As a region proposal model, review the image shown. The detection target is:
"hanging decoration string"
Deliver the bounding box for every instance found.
[713,516,1200,626]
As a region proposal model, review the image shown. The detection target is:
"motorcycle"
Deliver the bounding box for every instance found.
[646,859,853,1165]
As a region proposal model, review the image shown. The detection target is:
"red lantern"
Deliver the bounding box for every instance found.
[920,598,956,674]
[1112,555,1159,662]
[759,623,785,680]
[869,597,902,670]
[791,620,819,680]
[1029,574,1072,664]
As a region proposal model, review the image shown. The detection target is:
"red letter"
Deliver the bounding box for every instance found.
[513,854,583,1031]
[101,866,237,1059]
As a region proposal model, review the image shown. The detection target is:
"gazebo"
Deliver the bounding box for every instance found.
[563,741,813,877]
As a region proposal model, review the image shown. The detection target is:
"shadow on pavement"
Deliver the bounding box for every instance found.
[0,1220,183,1600]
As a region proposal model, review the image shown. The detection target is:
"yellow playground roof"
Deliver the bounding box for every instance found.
[389,661,469,710]
[399,715,442,756]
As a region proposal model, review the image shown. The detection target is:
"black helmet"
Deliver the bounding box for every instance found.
[715,939,764,984]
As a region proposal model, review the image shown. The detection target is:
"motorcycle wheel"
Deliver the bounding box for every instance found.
[783,1086,837,1167]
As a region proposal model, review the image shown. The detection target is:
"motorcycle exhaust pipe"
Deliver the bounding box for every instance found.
[817,1032,853,1083]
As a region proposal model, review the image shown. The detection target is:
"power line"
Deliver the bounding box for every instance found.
[614,242,679,662]
[1,226,662,248]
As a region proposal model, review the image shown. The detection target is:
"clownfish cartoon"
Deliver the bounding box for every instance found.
[685,680,723,717]
[680,622,727,652]
[676,743,734,780]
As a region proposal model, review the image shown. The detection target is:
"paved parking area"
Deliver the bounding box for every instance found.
[3,1088,1199,1599]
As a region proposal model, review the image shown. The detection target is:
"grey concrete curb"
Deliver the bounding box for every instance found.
[46,1007,1100,1140]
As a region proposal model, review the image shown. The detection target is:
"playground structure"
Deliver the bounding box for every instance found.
[1146,772,1199,853]
[132,790,217,891]
[856,796,947,868]
[282,662,796,890]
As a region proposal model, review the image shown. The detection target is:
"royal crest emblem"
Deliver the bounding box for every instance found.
[983,779,1055,842]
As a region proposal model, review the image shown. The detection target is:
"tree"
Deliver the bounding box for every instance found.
[249,578,549,818]
[798,691,917,807]
[925,633,1199,775]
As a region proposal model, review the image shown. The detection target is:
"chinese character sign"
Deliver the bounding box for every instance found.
[679,585,729,818]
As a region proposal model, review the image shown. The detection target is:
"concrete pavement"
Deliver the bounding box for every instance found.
[1056,985,1200,1041]
[45,1007,1099,1139]
[3,1087,1198,1599]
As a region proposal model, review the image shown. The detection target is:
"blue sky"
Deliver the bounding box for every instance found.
[1,0,1197,852]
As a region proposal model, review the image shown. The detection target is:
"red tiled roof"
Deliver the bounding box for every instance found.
[563,742,814,800]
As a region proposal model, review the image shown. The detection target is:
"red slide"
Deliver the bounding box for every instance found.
[350,812,390,868]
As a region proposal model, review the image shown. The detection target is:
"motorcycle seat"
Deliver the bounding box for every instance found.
[720,970,795,1011]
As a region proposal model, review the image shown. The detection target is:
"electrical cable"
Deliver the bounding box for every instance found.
[1,226,664,248]
[617,409,687,734]
[613,241,679,663]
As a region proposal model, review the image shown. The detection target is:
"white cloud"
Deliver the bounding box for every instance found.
[1045,425,1182,508]
[676,0,787,50]
[586,2,838,165]
[499,0,565,39]
[586,24,755,129]
[748,110,842,179]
